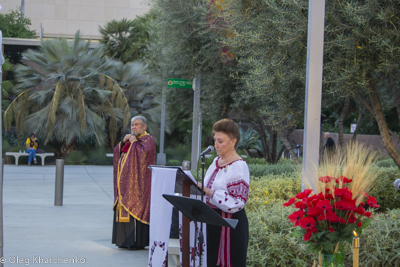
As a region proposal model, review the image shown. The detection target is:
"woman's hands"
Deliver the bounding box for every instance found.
[197,182,213,196]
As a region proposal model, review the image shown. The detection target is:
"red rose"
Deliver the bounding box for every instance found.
[299,216,316,229]
[364,211,372,218]
[317,200,332,210]
[296,189,313,199]
[335,176,352,184]
[334,188,345,198]
[319,176,334,183]
[283,197,296,207]
[288,210,305,224]
[304,229,312,241]
[326,210,339,223]
[357,222,362,228]
[354,206,365,215]
[348,213,357,224]
[327,227,335,233]
[340,218,346,224]
[367,196,380,208]
[335,200,356,211]
[307,206,321,217]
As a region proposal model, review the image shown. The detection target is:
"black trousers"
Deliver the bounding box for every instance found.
[207,208,249,267]
[112,209,149,249]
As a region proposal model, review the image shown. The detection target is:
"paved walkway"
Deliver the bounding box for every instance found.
[1,165,157,267]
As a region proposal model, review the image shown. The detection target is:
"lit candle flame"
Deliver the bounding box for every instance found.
[353,230,358,238]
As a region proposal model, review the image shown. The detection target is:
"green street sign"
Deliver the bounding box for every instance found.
[167,79,193,89]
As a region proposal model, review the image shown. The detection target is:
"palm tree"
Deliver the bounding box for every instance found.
[4,31,130,157]
[99,18,149,63]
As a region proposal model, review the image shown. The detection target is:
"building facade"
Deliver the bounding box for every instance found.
[1,0,151,39]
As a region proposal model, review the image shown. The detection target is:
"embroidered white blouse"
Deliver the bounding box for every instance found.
[204,157,250,213]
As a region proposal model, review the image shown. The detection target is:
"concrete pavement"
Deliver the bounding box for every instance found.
[1,165,155,267]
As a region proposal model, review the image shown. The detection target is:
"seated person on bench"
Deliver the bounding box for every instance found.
[26,133,39,166]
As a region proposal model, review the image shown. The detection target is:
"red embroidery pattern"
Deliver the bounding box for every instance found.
[215,157,245,170]
[227,179,249,203]
[206,167,219,208]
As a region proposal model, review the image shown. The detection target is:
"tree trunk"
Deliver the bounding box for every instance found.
[270,129,278,163]
[351,105,364,143]
[369,85,400,168]
[389,75,400,123]
[60,140,78,158]
[277,130,300,164]
[253,120,271,163]
[319,126,325,163]
[338,96,350,147]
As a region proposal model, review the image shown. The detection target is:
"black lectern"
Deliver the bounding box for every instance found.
[163,194,238,267]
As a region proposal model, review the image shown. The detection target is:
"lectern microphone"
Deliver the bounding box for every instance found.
[199,145,214,157]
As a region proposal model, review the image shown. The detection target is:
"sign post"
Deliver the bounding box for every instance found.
[167,79,193,89]
[165,77,201,171]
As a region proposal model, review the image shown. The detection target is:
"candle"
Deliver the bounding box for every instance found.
[353,231,360,267]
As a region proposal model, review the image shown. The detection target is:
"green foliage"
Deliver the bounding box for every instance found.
[369,167,400,211]
[248,161,298,178]
[99,15,153,63]
[144,0,236,121]
[246,198,400,266]
[65,151,87,165]
[237,127,263,154]
[246,201,314,266]
[244,157,267,165]
[0,7,36,38]
[165,143,191,163]
[247,174,302,212]
[166,159,181,166]
[6,31,131,154]
[375,158,397,168]
[86,147,112,165]
[112,61,164,141]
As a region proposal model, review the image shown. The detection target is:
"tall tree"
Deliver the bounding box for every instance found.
[4,31,131,156]
[144,0,237,122]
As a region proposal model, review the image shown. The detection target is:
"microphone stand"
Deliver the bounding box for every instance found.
[196,154,206,267]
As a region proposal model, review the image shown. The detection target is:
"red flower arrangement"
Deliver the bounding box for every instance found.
[283,175,379,254]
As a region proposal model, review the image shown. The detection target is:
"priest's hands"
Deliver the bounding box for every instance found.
[123,134,137,143]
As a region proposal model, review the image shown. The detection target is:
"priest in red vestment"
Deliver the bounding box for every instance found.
[112,115,156,249]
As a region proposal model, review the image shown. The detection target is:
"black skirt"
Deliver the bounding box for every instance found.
[207,208,249,267]
[112,209,149,249]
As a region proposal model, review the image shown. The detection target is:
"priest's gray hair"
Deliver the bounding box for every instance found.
[131,116,147,126]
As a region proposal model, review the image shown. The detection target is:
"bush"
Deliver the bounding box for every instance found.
[87,147,112,165]
[65,151,87,165]
[247,174,302,212]
[244,157,267,165]
[375,158,397,168]
[369,167,400,211]
[246,201,315,266]
[248,161,299,177]
[245,198,400,266]
[167,159,181,166]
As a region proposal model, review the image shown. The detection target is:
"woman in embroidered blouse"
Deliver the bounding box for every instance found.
[198,118,250,267]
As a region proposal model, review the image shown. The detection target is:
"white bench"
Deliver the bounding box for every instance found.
[5,152,55,166]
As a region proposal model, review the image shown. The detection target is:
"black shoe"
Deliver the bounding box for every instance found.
[28,163,32,166]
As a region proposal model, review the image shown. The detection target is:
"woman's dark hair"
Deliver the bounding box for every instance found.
[212,119,240,149]
[30,133,35,137]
